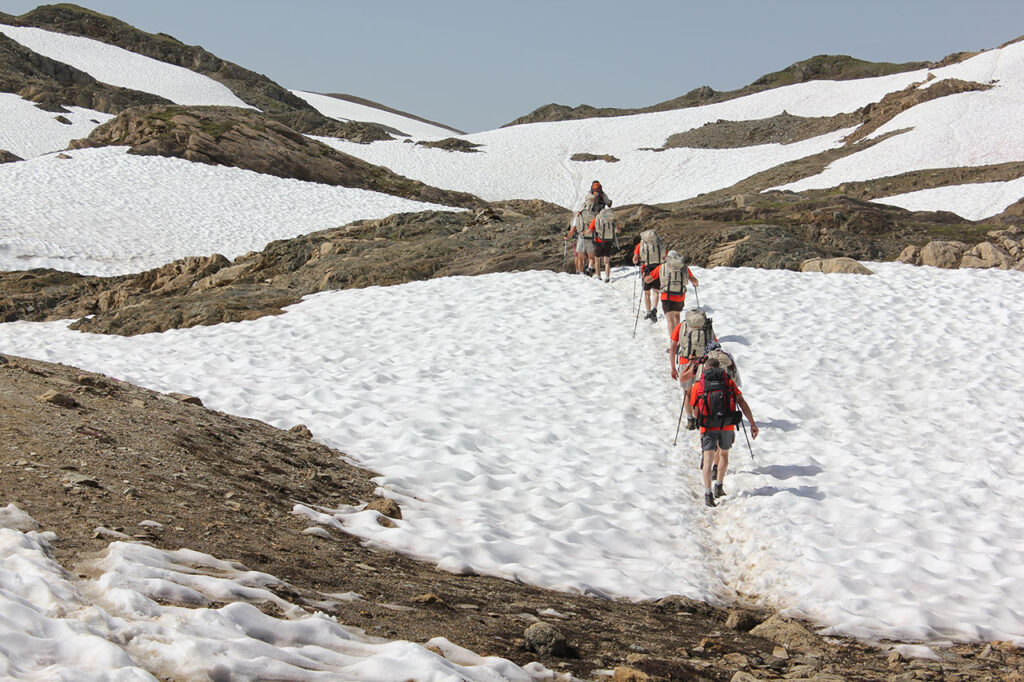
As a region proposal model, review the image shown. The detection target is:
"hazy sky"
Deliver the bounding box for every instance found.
[4,0,1024,132]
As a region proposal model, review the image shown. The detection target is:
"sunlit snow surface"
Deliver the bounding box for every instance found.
[0,147,458,276]
[3,264,1024,644]
[292,90,457,139]
[0,93,113,159]
[0,506,558,680]
[0,25,250,109]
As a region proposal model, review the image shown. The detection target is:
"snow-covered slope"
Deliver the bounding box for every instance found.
[320,41,1024,218]
[0,506,557,681]
[0,92,112,159]
[0,25,249,108]
[0,147,457,276]
[292,90,457,139]
[3,262,1024,646]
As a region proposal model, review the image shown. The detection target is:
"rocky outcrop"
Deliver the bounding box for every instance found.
[901,227,1024,270]
[570,152,619,163]
[0,32,168,113]
[664,111,859,150]
[70,105,483,207]
[800,257,874,274]
[0,148,22,163]
[415,137,481,152]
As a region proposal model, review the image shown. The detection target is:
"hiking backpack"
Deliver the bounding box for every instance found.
[678,309,716,361]
[638,230,664,266]
[693,367,742,430]
[661,253,688,297]
[594,207,616,242]
[693,348,742,387]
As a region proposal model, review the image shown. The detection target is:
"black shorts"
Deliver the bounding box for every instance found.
[643,277,660,291]
[662,299,685,313]
[593,239,613,258]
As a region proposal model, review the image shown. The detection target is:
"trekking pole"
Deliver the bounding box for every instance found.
[693,284,701,309]
[740,419,755,461]
[672,399,686,445]
[632,286,643,338]
[632,264,638,307]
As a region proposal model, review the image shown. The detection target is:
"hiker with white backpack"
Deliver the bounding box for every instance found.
[670,308,717,430]
[643,250,698,338]
[632,229,666,322]
[591,206,617,283]
[570,182,610,276]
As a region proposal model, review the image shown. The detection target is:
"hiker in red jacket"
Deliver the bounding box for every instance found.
[683,357,758,507]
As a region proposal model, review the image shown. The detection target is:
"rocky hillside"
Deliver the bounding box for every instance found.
[4,191,1017,335]
[69,105,484,207]
[0,4,392,139]
[0,30,168,113]
[503,54,936,127]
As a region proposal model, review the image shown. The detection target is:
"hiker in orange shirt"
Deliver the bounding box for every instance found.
[644,250,698,338]
[632,229,665,322]
[681,357,758,507]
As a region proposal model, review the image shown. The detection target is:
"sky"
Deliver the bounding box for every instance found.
[2,0,1024,133]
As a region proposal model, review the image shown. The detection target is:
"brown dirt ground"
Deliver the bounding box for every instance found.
[2,353,1022,681]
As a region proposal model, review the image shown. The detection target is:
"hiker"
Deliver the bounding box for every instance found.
[565,213,587,274]
[683,356,758,507]
[572,184,608,276]
[632,229,665,322]
[592,206,617,283]
[669,309,717,430]
[644,250,698,338]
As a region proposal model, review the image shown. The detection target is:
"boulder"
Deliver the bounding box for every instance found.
[919,240,967,268]
[612,667,650,682]
[524,622,572,657]
[800,257,873,274]
[35,390,78,408]
[288,424,313,439]
[897,244,921,265]
[365,497,402,520]
[960,240,1015,269]
[749,615,821,654]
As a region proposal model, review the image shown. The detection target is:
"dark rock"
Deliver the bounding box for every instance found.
[54,114,72,124]
[416,137,481,153]
[288,424,313,439]
[725,609,762,632]
[35,390,78,408]
[570,152,619,163]
[524,621,573,658]
[0,149,23,163]
[166,392,203,406]
[366,498,402,520]
[749,615,822,654]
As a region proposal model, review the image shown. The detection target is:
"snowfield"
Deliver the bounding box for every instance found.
[2,263,1023,648]
[0,146,458,276]
[292,90,458,139]
[0,93,112,160]
[0,506,559,681]
[0,25,250,109]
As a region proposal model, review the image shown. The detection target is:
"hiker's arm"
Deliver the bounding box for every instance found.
[736,394,758,438]
[670,343,679,378]
[677,360,696,385]
[688,270,699,287]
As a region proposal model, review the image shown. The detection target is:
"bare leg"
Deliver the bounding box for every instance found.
[602,257,611,281]
[716,449,730,484]
[701,450,716,490]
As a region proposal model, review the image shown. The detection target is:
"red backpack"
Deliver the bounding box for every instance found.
[693,367,742,429]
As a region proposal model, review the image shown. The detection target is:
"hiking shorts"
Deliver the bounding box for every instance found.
[643,276,661,291]
[662,299,685,313]
[576,237,595,255]
[701,430,735,452]
[593,239,613,258]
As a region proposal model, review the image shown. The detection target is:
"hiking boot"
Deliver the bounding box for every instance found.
[704,492,716,508]
[713,482,726,498]
[686,417,697,431]
[650,309,657,322]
